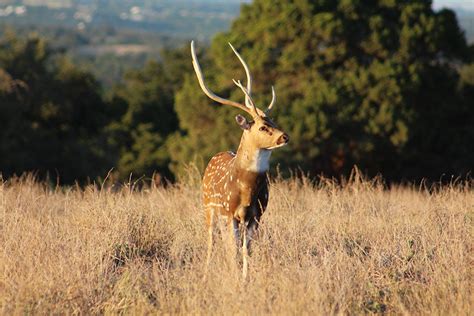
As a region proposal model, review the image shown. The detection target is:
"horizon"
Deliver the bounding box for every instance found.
[434,0,474,11]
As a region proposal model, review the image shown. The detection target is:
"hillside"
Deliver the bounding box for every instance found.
[0,0,246,85]
[1,1,473,85]
[0,0,244,40]
[1,1,472,43]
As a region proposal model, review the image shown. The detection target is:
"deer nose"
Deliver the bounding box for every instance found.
[277,133,289,145]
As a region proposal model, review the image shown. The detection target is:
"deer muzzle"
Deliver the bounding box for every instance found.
[277,133,289,145]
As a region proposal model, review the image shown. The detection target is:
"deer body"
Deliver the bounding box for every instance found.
[191,41,288,278]
[203,150,269,225]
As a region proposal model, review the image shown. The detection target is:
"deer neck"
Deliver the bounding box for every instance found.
[234,133,272,174]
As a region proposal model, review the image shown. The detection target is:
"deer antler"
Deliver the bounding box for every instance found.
[266,86,276,115]
[191,41,277,118]
[228,43,253,109]
[229,43,276,117]
[191,41,257,117]
[229,43,276,116]
[232,79,259,115]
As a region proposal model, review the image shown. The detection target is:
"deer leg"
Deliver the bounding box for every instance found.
[227,218,241,264]
[232,218,241,249]
[205,208,215,270]
[242,220,249,279]
[245,219,259,254]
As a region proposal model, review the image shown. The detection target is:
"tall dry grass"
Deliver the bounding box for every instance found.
[0,172,472,315]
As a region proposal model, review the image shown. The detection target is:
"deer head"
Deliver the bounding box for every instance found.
[190,41,289,152]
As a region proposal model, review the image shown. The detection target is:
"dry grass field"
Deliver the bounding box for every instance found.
[0,171,472,315]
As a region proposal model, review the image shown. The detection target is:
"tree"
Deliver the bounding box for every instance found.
[107,45,192,181]
[171,0,473,181]
[0,32,112,183]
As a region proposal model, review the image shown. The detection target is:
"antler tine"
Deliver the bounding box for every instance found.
[232,79,259,115]
[190,41,253,116]
[228,43,253,109]
[265,86,276,115]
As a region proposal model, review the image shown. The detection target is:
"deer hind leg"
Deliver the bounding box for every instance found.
[232,218,241,249]
[245,219,258,252]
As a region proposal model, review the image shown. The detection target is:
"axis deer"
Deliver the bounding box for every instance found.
[191,41,289,278]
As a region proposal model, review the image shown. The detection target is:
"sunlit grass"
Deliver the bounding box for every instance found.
[0,172,472,314]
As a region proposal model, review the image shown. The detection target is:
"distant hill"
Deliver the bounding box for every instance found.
[0,1,472,43]
[1,1,472,87]
[0,0,242,40]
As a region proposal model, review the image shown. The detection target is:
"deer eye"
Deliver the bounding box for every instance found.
[259,126,266,132]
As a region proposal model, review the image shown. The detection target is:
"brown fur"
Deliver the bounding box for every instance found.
[202,117,288,278]
[203,151,268,226]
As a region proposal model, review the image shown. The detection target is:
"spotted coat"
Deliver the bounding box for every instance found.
[203,151,269,226]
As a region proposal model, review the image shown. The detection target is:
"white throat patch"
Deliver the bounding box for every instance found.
[247,150,272,173]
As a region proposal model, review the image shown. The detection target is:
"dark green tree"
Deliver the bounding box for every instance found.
[0,32,112,183]
[171,0,473,180]
[108,45,191,180]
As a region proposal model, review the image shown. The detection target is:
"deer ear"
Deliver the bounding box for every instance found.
[235,114,250,130]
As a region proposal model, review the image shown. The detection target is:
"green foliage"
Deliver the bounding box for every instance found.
[108,45,193,181]
[0,31,111,183]
[1,1,473,183]
[172,0,473,180]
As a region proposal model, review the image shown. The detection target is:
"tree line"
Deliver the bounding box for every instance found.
[1,0,473,184]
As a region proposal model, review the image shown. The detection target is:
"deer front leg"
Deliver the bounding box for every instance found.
[242,220,249,279]
[227,218,241,261]
[205,207,216,271]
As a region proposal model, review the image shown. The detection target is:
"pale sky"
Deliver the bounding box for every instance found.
[433,0,474,11]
